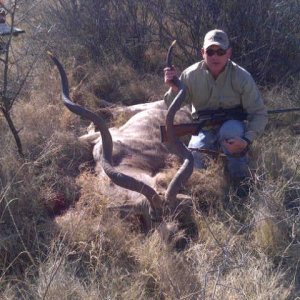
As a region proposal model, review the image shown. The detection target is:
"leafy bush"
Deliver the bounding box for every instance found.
[41,0,299,85]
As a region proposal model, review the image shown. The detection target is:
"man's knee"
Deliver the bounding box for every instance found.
[218,120,245,141]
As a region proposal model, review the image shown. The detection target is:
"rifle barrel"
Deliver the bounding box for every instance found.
[160,107,300,143]
[268,108,300,114]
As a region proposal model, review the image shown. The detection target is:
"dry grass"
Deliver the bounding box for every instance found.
[69,60,166,109]
[1,58,300,300]
[187,160,228,212]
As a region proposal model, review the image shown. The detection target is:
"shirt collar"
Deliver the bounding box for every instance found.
[200,60,231,83]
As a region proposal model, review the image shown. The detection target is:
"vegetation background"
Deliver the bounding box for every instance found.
[0,0,300,299]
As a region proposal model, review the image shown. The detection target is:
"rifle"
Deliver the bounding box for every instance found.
[160,106,300,143]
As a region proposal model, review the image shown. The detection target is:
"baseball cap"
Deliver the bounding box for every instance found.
[203,29,229,50]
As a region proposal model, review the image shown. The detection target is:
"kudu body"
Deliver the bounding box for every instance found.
[49,45,197,241]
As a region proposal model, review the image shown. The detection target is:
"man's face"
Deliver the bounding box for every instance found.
[201,45,232,78]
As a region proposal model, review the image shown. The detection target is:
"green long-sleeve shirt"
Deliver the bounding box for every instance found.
[164,60,268,142]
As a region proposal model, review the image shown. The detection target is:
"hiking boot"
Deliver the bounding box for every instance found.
[231,177,251,199]
[191,150,207,169]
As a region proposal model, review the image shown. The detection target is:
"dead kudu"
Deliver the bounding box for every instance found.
[48,45,197,247]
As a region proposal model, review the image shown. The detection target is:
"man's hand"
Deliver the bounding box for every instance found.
[164,66,179,92]
[222,137,249,155]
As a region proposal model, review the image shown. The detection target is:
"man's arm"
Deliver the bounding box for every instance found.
[164,67,179,92]
[240,73,268,142]
[163,67,180,108]
[221,74,267,155]
[163,68,192,108]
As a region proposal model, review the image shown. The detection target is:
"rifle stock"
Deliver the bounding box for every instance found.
[160,123,200,143]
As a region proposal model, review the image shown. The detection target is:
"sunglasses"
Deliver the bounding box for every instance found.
[206,48,227,57]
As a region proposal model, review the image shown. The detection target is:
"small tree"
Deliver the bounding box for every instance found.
[0,0,27,157]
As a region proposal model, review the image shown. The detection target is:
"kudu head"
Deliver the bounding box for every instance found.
[48,43,194,236]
